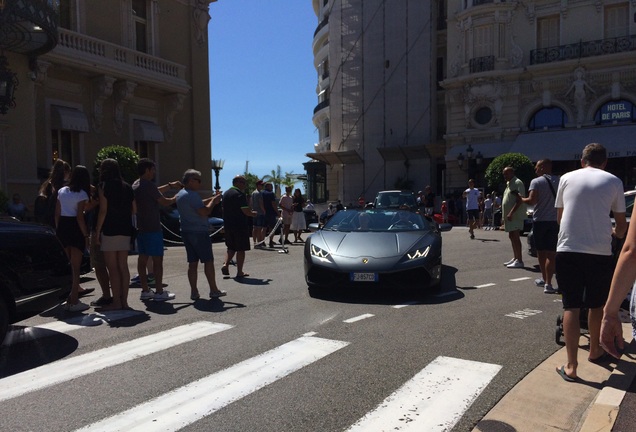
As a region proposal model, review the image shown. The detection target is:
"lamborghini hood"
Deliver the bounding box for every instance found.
[314,231,435,258]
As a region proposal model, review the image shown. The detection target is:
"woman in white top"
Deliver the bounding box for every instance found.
[56,165,92,312]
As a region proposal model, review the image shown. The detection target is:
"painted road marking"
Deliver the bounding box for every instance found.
[510,277,531,282]
[392,301,419,309]
[0,321,233,402]
[2,310,146,346]
[343,313,375,323]
[75,336,349,432]
[506,309,543,319]
[346,356,501,432]
[475,283,496,288]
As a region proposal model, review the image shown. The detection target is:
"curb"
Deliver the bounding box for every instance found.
[578,329,636,432]
[473,323,635,432]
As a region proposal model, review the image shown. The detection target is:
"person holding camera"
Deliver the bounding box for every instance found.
[176,169,226,299]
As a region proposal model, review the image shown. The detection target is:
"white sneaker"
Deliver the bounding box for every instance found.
[153,290,176,301]
[535,278,546,286]
[140,290,155,300]
[503,258,516,266]
[544,284,557,294]
[210,290,227,298]
[506,260,524,268]
[64,301,90,312]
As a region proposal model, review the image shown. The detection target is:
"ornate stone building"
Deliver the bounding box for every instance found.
[307,0,636,203]
[0,0,216,204]
[443,0,636,191]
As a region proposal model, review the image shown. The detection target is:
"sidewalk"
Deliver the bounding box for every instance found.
[472,323,636,432]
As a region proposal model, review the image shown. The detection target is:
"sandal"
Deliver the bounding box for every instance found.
[221,265,229,276]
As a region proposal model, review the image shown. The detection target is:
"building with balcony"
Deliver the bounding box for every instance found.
[306,0,442,206]
[443,0,636,191]
[0,0,215,204]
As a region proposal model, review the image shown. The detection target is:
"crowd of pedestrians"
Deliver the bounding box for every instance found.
[18,142,636,385]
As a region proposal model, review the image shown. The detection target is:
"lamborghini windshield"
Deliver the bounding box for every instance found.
[322,209,432,232]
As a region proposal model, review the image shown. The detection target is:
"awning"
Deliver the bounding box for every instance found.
[509,125,636,161]
[305,150,362,165]
[377,145,430,161]
[445,141,513,162]
[134,120,164,142]
[51,105,89,132]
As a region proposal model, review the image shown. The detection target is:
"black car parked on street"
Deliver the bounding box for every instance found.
[0,217,72,343]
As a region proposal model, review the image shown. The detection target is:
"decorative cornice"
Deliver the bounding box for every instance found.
[113,80,137,136]
[32,59,51,85]
[193,0,211,46]
[90,75,116,133]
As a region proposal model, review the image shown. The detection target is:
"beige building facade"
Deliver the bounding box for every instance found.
[443,0,636,192]
[307,0,636,204]
[0,0,215,206]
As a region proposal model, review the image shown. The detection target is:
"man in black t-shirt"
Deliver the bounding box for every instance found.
[221,175,256,278]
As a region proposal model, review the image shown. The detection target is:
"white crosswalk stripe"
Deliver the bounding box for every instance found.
[74,335,350,432]
[346,356,502,432]
[2,319,502,431]
[0,321,232,402]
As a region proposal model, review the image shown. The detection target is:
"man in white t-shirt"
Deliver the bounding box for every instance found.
[463,179,480,239]
[554,143,627,382]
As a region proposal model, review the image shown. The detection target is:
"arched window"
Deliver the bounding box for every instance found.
[529,107,567,131]
[595,100,636,125]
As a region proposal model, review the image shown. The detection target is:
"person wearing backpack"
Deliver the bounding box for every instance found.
[521,159,560,293]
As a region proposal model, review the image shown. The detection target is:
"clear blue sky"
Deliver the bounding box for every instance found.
[208,1,318,191]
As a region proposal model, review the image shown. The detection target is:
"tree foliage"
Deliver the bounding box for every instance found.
[92,146,139,185]
[262,165,284,197]
[484,153,535,193]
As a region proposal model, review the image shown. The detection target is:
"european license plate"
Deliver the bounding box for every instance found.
[350,272,378,282]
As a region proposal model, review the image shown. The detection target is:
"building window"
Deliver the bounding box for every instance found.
[51,130,80,167]
[473,25,493,58]
[537,15,559,49]
[529,107,568,130]
[132,0,149,52]
[324,120,330,138]
[58,0,78,31]
[604,3,629,39]
[134,141,156,160]
[475,107,493,125]
[595,100,636,125]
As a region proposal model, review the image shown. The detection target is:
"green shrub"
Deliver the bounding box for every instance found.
[484,153,535,193]
[93,146,139,185]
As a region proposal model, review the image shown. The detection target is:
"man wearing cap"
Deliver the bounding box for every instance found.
[251,180,266,247]
[222,175,256,278]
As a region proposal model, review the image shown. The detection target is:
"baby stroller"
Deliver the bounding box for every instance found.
[555,236,629,345]
[555,309,589,345]
[555,297,631,345]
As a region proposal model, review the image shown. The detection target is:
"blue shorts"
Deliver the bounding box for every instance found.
[182,231,213,263]
[137,231,164,257]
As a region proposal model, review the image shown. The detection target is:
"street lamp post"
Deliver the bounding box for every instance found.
[211,159,224,193]
[457,144,483,179]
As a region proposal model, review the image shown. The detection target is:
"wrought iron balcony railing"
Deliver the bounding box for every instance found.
[469,55,495,73]
[313,99,330,115]
[314,17,329,38]
[530,35,636,65]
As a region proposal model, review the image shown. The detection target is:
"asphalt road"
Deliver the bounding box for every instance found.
[0,226,565,432]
